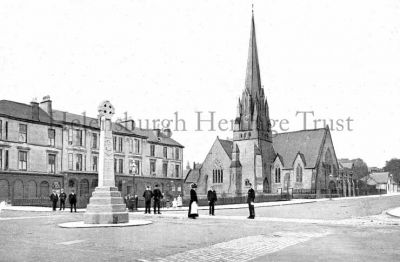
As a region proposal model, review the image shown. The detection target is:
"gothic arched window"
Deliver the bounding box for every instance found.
[275,167,281,183]
[324,149,333,175]
[212,169,224,184]
[296,164,303,182]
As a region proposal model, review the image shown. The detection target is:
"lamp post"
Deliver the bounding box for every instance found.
[130,162,137,211]
[329,174,333,200]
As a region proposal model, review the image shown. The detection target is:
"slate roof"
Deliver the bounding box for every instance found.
[52,110,147,138]
[184,168,201,183]
[0,99,183,147]
[367,172,392,184]
[52,110,183,147]
[273,128,327,169]
[139,129,184,148]
[0,100,57,125]
[212,128,327,170]
[338,161,354,170]
[218,138,233,159]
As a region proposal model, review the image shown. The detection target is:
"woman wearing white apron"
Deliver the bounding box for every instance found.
[188,183,199,219]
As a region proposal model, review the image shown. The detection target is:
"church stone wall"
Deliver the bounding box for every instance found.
[236,140,256,194]
[200,139,233,197]
[316,130,339,191]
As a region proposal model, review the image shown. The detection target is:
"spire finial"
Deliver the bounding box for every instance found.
[252,3,254,15]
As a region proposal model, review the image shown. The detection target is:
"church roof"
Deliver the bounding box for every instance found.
[273,128,327,169]
[218,138,234,159]
[214,128,327,170]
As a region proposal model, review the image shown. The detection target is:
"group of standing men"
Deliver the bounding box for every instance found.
[142,184,163,214]
[49,189,77,212]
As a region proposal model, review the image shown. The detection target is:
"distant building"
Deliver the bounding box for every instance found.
[361,172,397,194]
[183,162,202,196]
[338,159,356,196]
[368,166,383,173]
[191,13,340,197]
[0,97,184,207]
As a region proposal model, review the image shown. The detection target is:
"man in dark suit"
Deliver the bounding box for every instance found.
[49,190,58,211]
[207,186,217,216]
[143,186,153,214]
[59,188,67,211]
[152,184,163,214]
[247,183,255,219]
[68,190,77,213]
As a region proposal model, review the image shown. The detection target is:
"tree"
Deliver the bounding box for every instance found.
[383,158,400,183]
[351,158,369,180]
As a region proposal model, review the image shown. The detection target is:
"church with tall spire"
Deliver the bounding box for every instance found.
[185,10,343,197]
[231,11,275,194]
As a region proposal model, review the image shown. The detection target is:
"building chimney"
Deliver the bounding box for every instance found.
[162,128,172,138]
[153,129,161,138]
[120,118,135,131]
[39,95,52,118]
[31,98,39,121]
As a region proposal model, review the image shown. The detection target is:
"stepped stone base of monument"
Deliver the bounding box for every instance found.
[84,186,129,224]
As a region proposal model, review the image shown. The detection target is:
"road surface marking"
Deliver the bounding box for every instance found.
[146,231,329,262]
[57,240,86,245]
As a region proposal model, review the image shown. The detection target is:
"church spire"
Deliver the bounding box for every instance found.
[245,9,262,98]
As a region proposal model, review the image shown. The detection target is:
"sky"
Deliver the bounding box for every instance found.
[1,0,399,168]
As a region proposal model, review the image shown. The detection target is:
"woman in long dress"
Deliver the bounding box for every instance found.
[188,183,199,219]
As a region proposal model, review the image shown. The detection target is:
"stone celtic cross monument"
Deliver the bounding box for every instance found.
[84,101,129,224]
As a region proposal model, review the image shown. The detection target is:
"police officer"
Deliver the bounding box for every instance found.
[143,186,153,214]
[152,185,163,214]
[247,183,255,219]
[68,190,77,213]
[49,190,58,211]
[59,189,67,211]
[207,186,217,216]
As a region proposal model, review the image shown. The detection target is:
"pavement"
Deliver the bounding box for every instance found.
[387,207,400,218]
[1,192,398,213]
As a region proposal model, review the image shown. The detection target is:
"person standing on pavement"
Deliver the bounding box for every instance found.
[143,186,153,214]
[59,189,67,211]
[49,190,58,211]
[177,194,182,208]
[207,186,217,216]
[68,190,77,213]
[152,184,163,214]
[188,183,199,219]
[247,183,255,219]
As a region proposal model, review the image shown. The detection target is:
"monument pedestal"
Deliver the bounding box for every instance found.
[84,187,129,224]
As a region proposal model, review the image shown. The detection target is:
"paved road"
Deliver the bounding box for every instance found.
[192,194,400,219]
[1,195,400,262]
